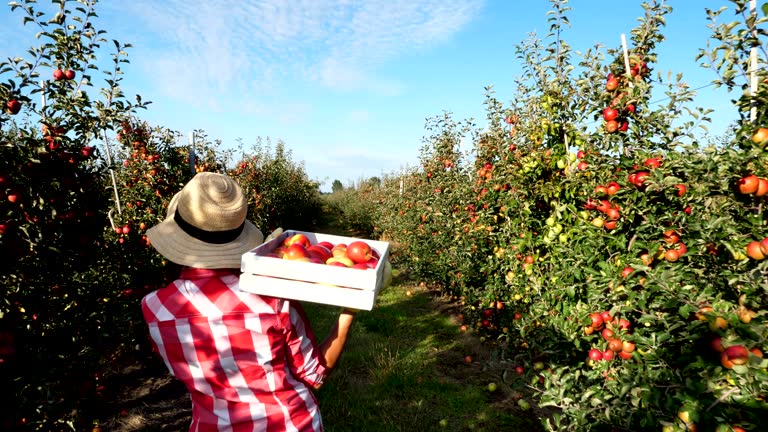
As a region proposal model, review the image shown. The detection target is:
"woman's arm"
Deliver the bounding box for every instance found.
[317,308,357,372]
[283,303,358,390]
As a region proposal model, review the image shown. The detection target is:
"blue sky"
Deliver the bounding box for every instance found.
[0,1,745,191]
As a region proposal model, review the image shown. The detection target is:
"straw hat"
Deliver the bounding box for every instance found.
[147,172,264,269]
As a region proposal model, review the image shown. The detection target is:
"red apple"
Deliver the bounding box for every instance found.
[6,99,21,115]
[711,337,724,353]
[643,157,662,169]
[603,107,619,121]
[346,241,373,264]
[664,249,680,262]
[621,267,634,278]
[738,175,759,194]
[326,260,350,268]
[605,120,619,133]
[588,348,603,361]
[53,69,65,81]
[619,121,628,132]
[722,345,749,368]
[600,311,613,323]
[307,244,331,259]
[606,77,619,91]
[601,328,615,341]
[606,182,620,195]
[365,257,379,269]
[317,241,334,250]
[81,146,95,157]
[596,200,612,213]
[6,189,20,203]
[283,244,310,261]
[283,233,311,248]
[64,69,75,80]
[756,178,768,197]
[675,184,687,197]
[617,319,631,331]
[602,349,615,360]
[352,263,369,270]
[663,229,680,245]
[618,350,633,360]
[633,171,650,186]
[759,237,768,256]
[746,241,765,260]
[589,313,604,329]
[621,341,635,353]
[608,338,623,352]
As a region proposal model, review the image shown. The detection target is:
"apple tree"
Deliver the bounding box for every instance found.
[0,0,151,429]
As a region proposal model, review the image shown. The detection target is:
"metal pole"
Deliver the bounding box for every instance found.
[102,130,122,215]
[621,34,634,88]
[189,131,196,175]
[40,80,46,111]
[750,0,758,123]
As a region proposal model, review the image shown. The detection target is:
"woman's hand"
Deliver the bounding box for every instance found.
[264,227,283,242]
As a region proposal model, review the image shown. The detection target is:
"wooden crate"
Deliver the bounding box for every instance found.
[239,230,390,310]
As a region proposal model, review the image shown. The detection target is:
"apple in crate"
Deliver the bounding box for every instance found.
[331,244,347,258]
[307,245,332,262]
[317,241,335,250]
[346,241,373,264]
[283,244,310,262]
[326,256,354,267]
[283,233,311,248]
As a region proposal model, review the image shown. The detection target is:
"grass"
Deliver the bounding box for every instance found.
[103,278,543,432]
[100,205,543,431]
[305,271,542,432]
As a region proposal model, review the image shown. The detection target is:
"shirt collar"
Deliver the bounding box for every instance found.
[179,267,240,280]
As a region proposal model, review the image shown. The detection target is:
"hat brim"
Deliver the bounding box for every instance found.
[146,217,264,269]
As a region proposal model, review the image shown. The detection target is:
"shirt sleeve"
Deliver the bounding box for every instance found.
[283,301,327,388]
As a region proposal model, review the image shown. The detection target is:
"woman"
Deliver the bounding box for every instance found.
[142,172,357,431]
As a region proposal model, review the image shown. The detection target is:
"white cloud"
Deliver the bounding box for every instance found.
[104,0,483,101]
[304,143,412,190]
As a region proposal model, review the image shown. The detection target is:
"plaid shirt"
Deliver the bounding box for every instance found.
[142,268,327,432]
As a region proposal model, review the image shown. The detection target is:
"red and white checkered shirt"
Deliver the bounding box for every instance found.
[142,268,327,432]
